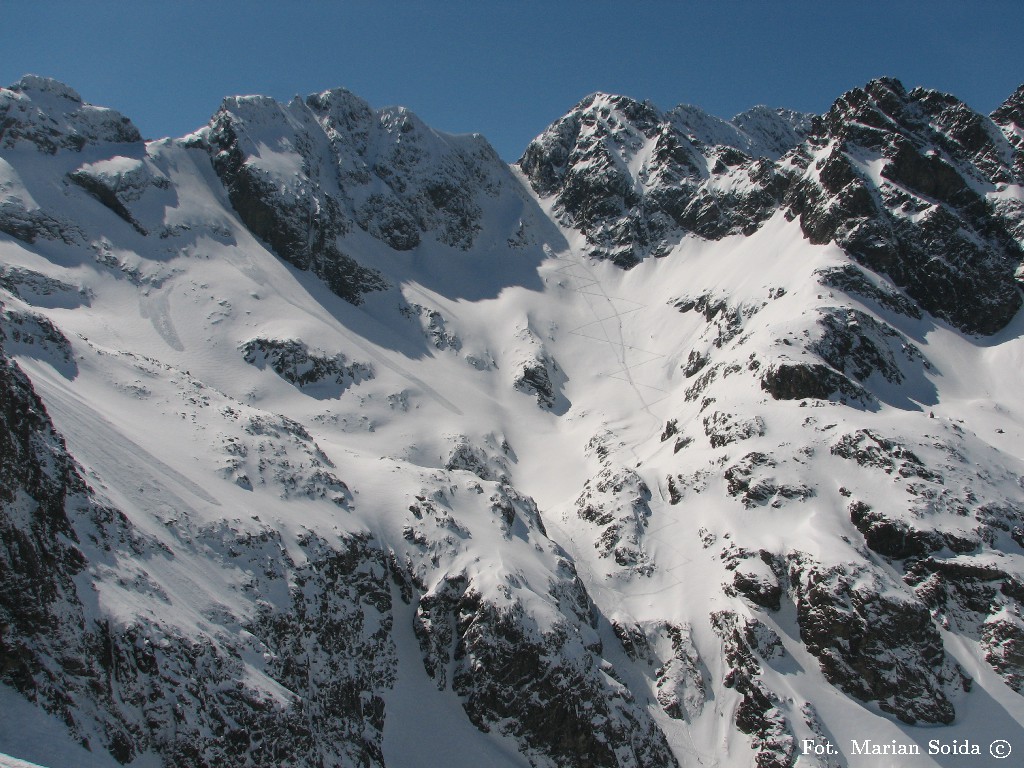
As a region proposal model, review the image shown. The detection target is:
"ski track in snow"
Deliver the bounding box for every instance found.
[558,251,669,411]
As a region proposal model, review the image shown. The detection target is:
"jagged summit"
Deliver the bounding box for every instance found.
[0,74,141,152]
[518,90,805,266]
[731,105,815,157]
[194,84,525,294]
[993,82,1024,134]
[10,74,85,103]
[519,76,1024,334]
[785,76,1024,334]
[993,83,1024,179]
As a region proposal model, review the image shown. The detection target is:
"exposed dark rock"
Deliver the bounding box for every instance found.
[904,556,1024,690]
[788,554,958,725]
[815,264,921,318]
[400,302,462,351]
[576,458,654,573]
[723,549,787,611]
[730,106,815,158]
[0,305,77,376]
[732,571,783,612]
[647,622,707,722]
[982,616,1024,692]
[612,621,651,663]
[760,363,864,402]
[87,529,398,768]
[0,75,141,153]
[712,610,795,768]
[204,106,386,305]
[520,79,1023,336]
[704,410,766,448]
[732,566,784,612]
[230,412,352,504]
[673,291,758,348]
[66,160,167,236]
[0,333,89,706]
[488,482,547,538]
[660,418,679,441]
[685,362,722,402]
[518,93,804,265]
[0,198,84,245]
[5,73,1024,768]
[830,429,941,481]
[197,86,519,304]
[0,347,399,766]
[785,78,1023,335]
[992,84,1024,179]
[240,337,372,393]
[906,558,1023,613]
[849,500,942,559]
[414,575,677,768]
[511,327,566,411]
[514,360,558,408]
[0,266,88,308]
[811,307,924,385]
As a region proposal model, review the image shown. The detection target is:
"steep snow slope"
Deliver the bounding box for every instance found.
[2,75,1024,768]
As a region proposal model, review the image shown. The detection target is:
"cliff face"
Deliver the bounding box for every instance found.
[518,92,811,266]
[1,75,1023,768]
[521,79,1024,335]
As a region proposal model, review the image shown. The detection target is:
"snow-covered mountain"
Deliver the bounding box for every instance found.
[1,73,1023,768]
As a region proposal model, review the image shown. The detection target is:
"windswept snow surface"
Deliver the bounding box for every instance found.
[2,78,1024,768]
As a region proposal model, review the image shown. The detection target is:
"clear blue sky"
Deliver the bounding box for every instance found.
[1,1,1021,160]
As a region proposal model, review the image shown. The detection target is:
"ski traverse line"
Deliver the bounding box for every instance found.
[603,351,666,366]
[552,246,678,484]
[565,330,667,361]
[545,248,714,766]
[604,376,669,394]
[572,291,648,306]
[562,249,664,434]
[566,305,646,329]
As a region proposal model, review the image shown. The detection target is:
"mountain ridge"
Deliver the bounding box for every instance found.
[1,73,1024,768]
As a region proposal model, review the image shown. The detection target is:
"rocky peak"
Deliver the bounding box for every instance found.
[731,105,814,159]
[4,75,1024,768]
[305,86,375,128]
[304,86,376,158]
[195,85,525,302]
[0,75,141,153]
[812,78,943,160]
[520,77,1021,331]
[519,92,793,265]
[786,77,1024,334]
[518,92,669,197]
[667,103,812,160]
[194,93,384,303]
[578,92,665,136]
[814,78,1016,187]
[10,74,84,103]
